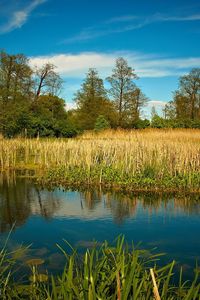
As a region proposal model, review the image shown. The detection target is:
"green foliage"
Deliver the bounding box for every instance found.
[54,120,78,137]
[0,51,33,102]
[0,51,76,138]
[94,115,110,131]
[74,68,116,129]
[106,57,148,127]
[168,68,200,122]
[29,95,77,137]
[0,92,77,138]
[43,164,200,192]
[0,98,32,137]
[151,115,166,128]
[132,118,150,129]
[0,236,200,299]
[151,116,200,129]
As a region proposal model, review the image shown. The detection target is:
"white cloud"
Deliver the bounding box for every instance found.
[29,51,200,79]
[29,52,116,77]
[0,0,47,34]
[65,102,77,111]
[142,100,168,118]
[148,100,168,107]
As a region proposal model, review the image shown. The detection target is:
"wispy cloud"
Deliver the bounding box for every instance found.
[158,14,200,21]
[61,12,200,44]
[29,51,200,79]
[0,0,47,34]
[104,15,139,24]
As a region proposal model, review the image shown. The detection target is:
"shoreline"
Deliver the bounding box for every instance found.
[1,167,200,194]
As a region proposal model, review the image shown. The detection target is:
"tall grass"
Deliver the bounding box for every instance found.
[0,236,200,299]
[0,129,200,191]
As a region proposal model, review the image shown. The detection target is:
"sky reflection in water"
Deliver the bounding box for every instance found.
[0,175,200,276]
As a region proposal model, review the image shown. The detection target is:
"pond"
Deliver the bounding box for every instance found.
[0,175,200,277]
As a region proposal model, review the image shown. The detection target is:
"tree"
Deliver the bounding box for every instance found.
[74,68,116,129]
[173,92,191,120]
[0,51,33,102]
[151,106,157,119]
[0,51,34,137]
[0,51,78,137]
[151,115,166,128]
[163,101,176,120]
[0,96,32,137]
[133,118,150,129]
[106,57,138,126]
[34,63,63,98]
[123,87,148,127]
[30,95,77,137]
[174,68,200,120]
[32,94,66,119]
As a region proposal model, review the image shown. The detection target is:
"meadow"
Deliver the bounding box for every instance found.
[0,129,200,191]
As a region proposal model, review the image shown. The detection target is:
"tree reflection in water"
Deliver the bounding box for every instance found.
[0,173,200,233]
[0,173,61,233]
[79,188,200,223]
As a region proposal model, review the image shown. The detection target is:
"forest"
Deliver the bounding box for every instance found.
[0,50,200,138]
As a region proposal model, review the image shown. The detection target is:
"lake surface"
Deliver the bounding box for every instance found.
[0,175,200,277]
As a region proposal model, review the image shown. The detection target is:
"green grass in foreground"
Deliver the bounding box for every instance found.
[0,237,200,299]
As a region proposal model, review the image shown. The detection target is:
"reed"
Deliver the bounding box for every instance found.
[0,129,200,191]
[0,236,200,299]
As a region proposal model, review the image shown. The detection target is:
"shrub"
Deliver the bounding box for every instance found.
[94,115,110,131]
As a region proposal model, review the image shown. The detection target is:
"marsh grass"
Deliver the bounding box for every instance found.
[0,129,200,191]
[0,236,200,299]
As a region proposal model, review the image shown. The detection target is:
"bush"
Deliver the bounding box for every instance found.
[94,115,110,131]
[133,119,150,129]
[151,115,166,128]
[54,120,78,138]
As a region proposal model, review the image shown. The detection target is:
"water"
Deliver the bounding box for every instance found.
[0,176,200,277]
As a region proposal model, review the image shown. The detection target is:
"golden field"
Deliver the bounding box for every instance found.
[0,129,200,190]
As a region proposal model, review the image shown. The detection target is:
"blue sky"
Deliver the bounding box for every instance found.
[0,0,200,115]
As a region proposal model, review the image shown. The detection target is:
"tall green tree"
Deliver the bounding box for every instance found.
[0,51,33,136]
[106,57,138,126]
[163,101,176,120]
[30,95,76,137]
[0,51,76,137]
[74,68,116,129]
[123,87,148,127]
[0,51,33,102]
[174,68,200,120]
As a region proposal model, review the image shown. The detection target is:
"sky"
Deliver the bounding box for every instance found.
[0,0,200,116]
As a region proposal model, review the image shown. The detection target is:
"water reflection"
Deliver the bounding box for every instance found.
[79,189,200,223]
[0,174,61,233]
[0,174,31,232]
[0,173,200,233]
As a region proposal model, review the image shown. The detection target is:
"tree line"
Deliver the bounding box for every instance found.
[0,50,200,137]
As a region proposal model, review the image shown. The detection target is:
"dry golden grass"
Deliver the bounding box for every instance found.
[0,129,200,189]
